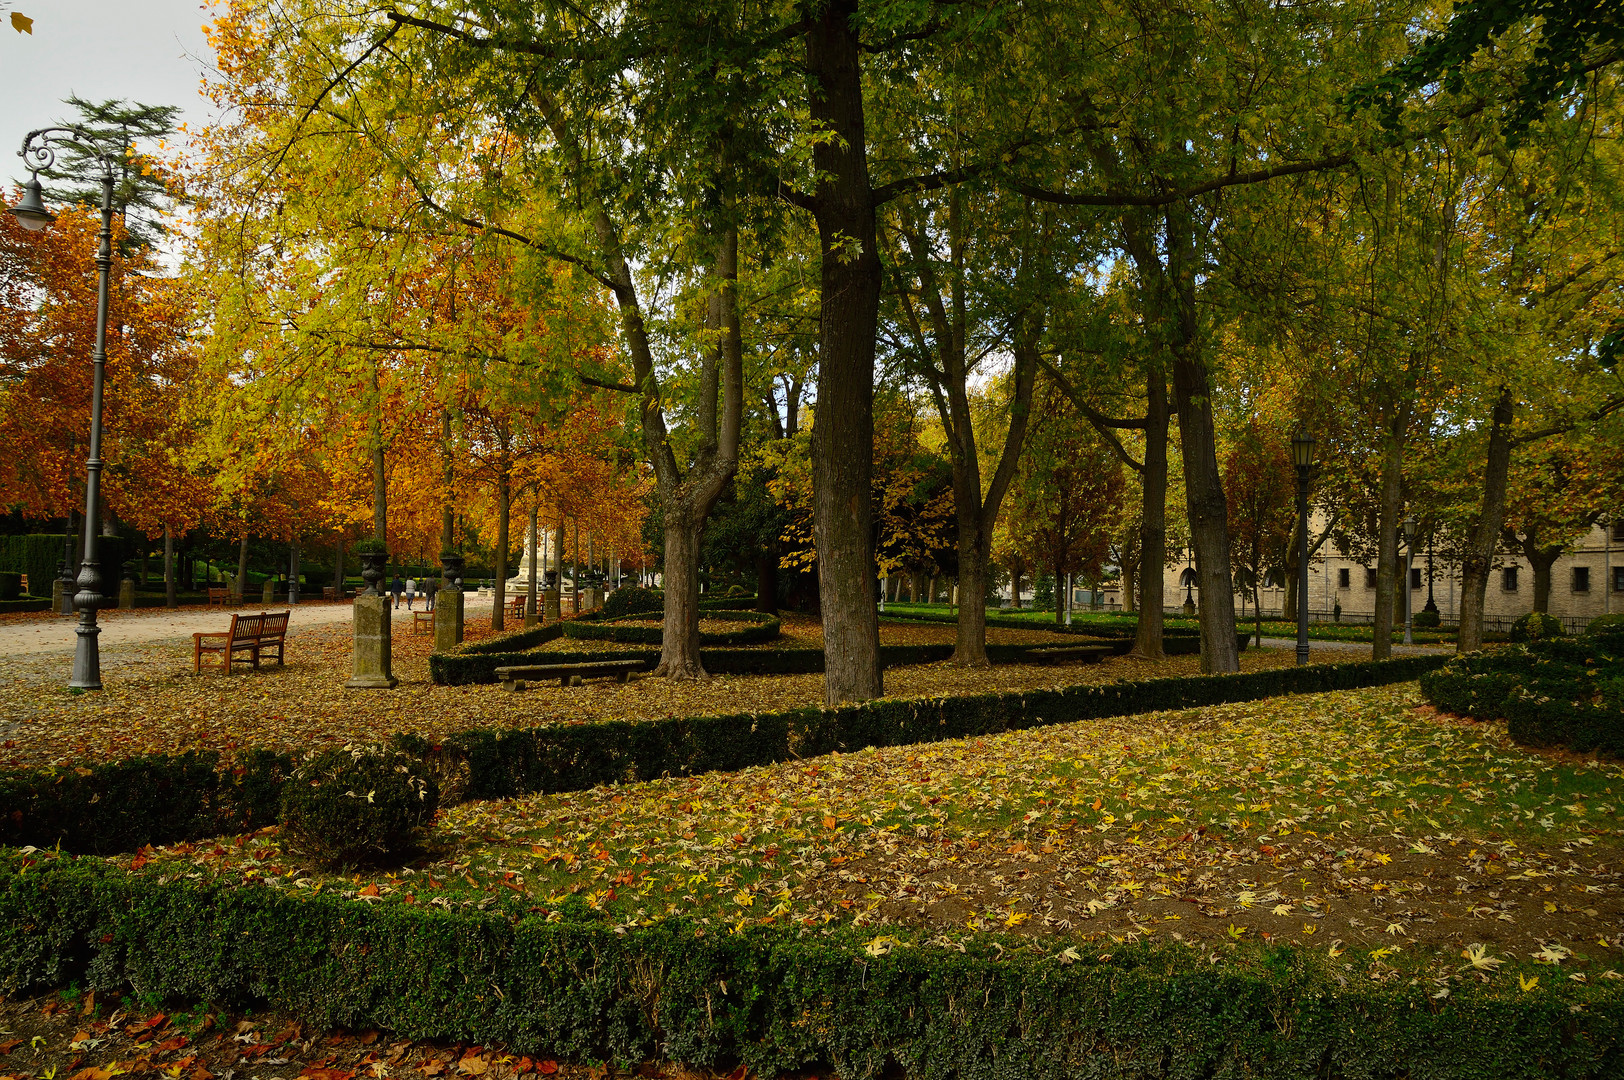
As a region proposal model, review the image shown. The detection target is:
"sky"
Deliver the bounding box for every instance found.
[1,1,218,189]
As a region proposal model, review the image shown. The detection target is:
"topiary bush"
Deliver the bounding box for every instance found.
[1419,635,1624,756]
[1412,608,1440,629]
[603,585,662,619]
[278,746,439,868]
[1586,612,1624,654]
[1510,611,1564,643]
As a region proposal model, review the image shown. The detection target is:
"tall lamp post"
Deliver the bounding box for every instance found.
[11,127,123,690]
[1402,515,1418,646]
[1290,431,1316,666]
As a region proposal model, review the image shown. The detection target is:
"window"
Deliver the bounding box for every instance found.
[1503,566,1519,592]
[1364,567,1377,589]
[1574,567,1591,593]
[1410,567,1422,589]
[1616,566,1624,593]
[1338,568,1350,589]
[1614,520,1624,543]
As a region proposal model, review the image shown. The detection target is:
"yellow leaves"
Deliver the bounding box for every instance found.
[1461,944,1503,971]
[1518,973,1540,992]
[10,12,32,34]
[1226,924,1247,940]
[863,935,901,957]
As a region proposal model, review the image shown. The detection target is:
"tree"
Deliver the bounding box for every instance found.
[34,96,182,252]
[1223,421,1296,645]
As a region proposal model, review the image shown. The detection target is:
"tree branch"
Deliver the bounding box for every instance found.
[1011,152,1354,208]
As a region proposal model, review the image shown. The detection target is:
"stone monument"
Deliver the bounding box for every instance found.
[347,548,397,689]
[434,554,465,651]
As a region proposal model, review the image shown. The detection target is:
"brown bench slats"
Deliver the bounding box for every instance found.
[193,611,290,674]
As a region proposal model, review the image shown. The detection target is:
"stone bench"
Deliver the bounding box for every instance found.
[495,659,644,691]
[1024,644,1112,665]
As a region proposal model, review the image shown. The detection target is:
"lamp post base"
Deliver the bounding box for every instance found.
[69,619,102,690]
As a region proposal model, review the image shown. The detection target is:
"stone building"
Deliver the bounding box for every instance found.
[1126,519,1624,630]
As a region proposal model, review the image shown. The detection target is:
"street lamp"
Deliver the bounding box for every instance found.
[12,126,124,690]
[1290,430,1316,666]
[1402,515,1418,646]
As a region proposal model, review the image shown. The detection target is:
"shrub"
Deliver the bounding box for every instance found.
[1412,608,1440,629]
[277,746,439,868]
[602,585,662,619]
[5,861,1615,1080]
[1586,613,1624,654]
[726,583,749,597]
[1420,636,1624,757]
[0,750,293,855]
[562,609,781,646]
[1511,611,1564,643]
[0,571,20,601]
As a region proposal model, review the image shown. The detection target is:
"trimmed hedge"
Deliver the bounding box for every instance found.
[562,610,781,647]
[882,607,1199,641]
[0,862,1618,1079]
[1420,635,1624,756]
[0,598,53,613]
[0,749,293,855]
[7,656,1448,856]
[418,655,1450,802]
[430,639,1131,685]
[452,622,563,655]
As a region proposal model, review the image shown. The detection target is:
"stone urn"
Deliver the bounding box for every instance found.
[358,549,389,596]
[441,552,465,591]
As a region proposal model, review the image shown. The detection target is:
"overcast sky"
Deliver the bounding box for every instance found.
[2,1,217,188]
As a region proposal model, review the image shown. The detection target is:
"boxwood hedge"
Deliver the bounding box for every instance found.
[5,656,1447,856]
[561,609,781,647]
[1420,634,1623,756]
[0,860,1617,1079]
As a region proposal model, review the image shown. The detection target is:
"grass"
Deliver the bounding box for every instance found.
[884,602,1457,644]
[67,681,1624,985]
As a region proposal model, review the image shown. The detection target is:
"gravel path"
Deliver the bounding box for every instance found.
[0,596,497,657]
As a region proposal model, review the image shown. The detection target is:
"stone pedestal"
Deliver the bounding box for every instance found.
[118,579,135,609]
[434,587,464,652]
[544,587,561,622]
[583,587,603,612]
[262,580,275,606]
[346,594,397,689]
[53,579,69,615]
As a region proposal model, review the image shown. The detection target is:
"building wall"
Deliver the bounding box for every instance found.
[1137,519,1624,626]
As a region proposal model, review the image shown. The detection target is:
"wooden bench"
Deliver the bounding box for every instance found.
[507,594,527,619]
[193,611,290,674]
[495,659,643,691]
[413,610,435,635]
[1025,644,1112,666]
[323,586,336,601]
[207,586,229,607]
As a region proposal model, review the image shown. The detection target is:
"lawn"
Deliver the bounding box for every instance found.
[46,680,1622,991]
[0,614,1325,771]
[886,602,1458,644]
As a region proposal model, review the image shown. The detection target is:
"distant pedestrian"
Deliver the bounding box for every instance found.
[425,575,437,613]
[405,577,417,610]
[390,574,404,609]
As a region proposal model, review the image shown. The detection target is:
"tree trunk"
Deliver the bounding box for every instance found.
[163,524,176,609]
[1131,374,1169,660]
[1371,414,1407,661]
[954,534,992,665]
[1172,352,1238,673]
[1459,389,1515,653]
[572,517,581,614]
[1010,564,1022,610]
[807,0,882,704]
[1282,513,1302,623]
[528,504,540,620]
[289,536,301,603]
[441,412,455,556]
[656,512,706,678]
[1523,536,1562,613]
[755,553,778,614]
[332,541,344,598]
[235,535,248,600]
[493,468,510,631]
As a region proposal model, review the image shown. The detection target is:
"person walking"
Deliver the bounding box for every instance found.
[390,574,405,610]
[405,576,417,610]
[425,573,437,613]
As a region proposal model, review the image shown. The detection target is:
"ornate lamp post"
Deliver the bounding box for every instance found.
[1290,431,1316,666]
[12,127,124,690]
[1402,515,1419,645]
